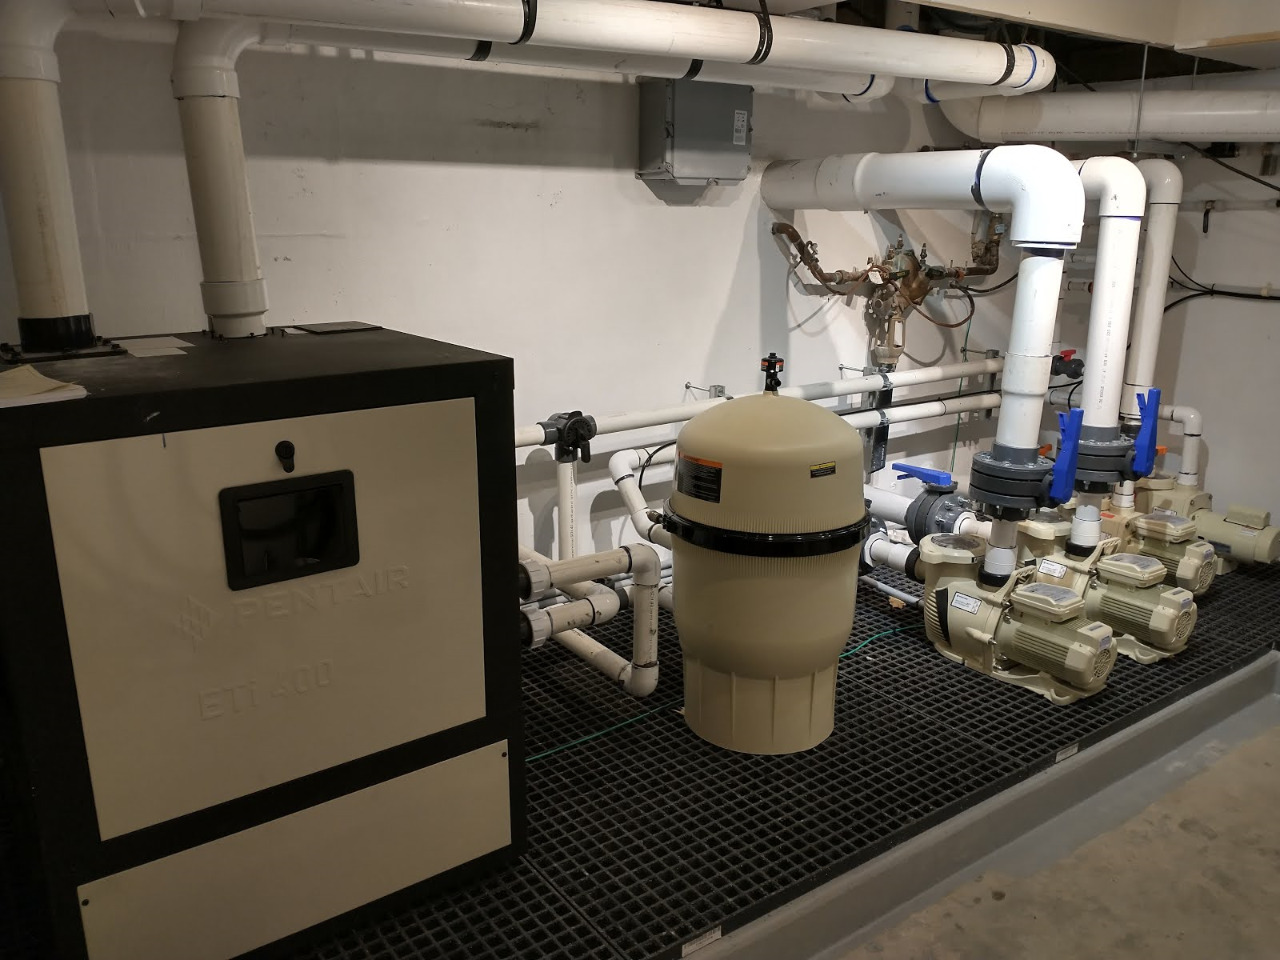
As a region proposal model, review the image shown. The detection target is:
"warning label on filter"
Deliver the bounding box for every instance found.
[677,453,724,504]
[810,461,837,478]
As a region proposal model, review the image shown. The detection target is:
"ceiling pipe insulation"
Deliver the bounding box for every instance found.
[71,0,1054,89]
[0,0,96,353]
[941,89,1280,143]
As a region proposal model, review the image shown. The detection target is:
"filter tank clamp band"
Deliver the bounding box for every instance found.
[662,504,870,558]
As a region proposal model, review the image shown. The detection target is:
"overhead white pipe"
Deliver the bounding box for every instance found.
[941,90,1280,144]
[76,0,1053,89]
[839,392,1002,430]
[172,18,269,338]
[0,0,96,352]
[1161,405,1203,488]
[556,460,578,560]
[515,357,1004,447]
[1071,157,1146,433]
[266,23,894,98]
[1122,160,1183,429]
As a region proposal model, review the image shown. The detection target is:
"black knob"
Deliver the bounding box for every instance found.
[275,440,296,473]
[760,352,785,392]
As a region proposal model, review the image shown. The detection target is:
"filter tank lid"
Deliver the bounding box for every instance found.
[669,390,864,535]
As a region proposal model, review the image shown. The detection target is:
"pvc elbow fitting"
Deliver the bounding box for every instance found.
[980,145,1085,249]
[171,18,264,99]
[1137,158,1184,205]
[1075,156,1147,218]
[0,0,73,81]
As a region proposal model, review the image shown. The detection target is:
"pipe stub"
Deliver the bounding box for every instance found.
[663,504,870,559]
[18,314,96,354]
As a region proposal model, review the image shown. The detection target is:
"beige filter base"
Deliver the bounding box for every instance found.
[684,658,838,754]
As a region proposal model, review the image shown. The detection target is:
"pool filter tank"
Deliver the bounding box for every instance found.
[663,354,868,754]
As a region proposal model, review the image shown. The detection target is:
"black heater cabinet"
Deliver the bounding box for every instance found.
[0,328,522,960]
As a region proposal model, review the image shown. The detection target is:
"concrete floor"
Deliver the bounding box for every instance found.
[839,724,1280,960]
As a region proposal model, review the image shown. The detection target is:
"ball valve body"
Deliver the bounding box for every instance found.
[662,354,868,754]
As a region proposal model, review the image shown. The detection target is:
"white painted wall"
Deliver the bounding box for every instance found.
[0,31,1029,558]
[1153,146,1280,514]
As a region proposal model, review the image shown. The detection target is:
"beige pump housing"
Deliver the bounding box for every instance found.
[1135,476,1280,569]
[918,534,1117,704]
[665,387,866,754]
[1100,506,1217,596]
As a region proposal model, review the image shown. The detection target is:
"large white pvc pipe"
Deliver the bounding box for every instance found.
[516,357,1005,447]
[173,19,268,338]
[864,530,918,577]
[840,391,1001,430]
[269,23,894,98]
[941,90,1280,144]
[1161,405,1203,488]
[0,0,92,337]
[1122,160,1183,427]
[79,0,1053,89]
[1072,157,1146,432]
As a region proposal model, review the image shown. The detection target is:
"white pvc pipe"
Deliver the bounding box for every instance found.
[1161,405,1203,488]
[997,252,1068,450]
[269,23,893,98]
[864,530,919,577]
[80,0,1053,89]
[608,447,674,548]
[842,391,1002,429]
[985,517,1019,579]
[1122,160,1183,427]
[941,90,1280,144]
[556,460,577,560]
[1070,491,1105,550]
[0,0,91,330]
[865,486,913,527]
[516,358,1004,448]
[173,19,268,338]
[1072,157,1146,432]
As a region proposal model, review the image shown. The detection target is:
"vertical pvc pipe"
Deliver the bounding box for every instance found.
[0,0,94,353]
[996,252,1066,450]
[173,19,268,338]
[557,460,578,560]
[1077,216,1143,430]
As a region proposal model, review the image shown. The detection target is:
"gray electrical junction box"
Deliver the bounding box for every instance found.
[637,78,753,186]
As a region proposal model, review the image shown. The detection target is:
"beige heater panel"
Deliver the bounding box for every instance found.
[78,740,511,960]
[42,400,486,840]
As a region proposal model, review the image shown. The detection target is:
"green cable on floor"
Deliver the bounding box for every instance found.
[527,626,921,763]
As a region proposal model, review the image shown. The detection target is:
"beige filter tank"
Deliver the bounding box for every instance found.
[663,355,867,754]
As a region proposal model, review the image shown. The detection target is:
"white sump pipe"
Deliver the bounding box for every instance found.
[520,545,661,697]
[517,357,1004,448]
[1122,159,1183,430]
[0,0,93,347]
[77,0,1053,89]
[172,18,269,338]
[940,90,1280,143]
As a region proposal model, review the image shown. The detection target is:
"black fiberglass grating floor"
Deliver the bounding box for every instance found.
[3,566,1277,960]
[290,859,618,960]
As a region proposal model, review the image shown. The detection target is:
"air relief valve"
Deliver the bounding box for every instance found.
[663,353,869,753]
[918,534,1118,704]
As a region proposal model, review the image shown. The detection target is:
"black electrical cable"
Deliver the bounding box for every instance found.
[1163,256,1280,312]
[1171,255,1208,291]
[637,441,678,490]
[958,273,1017,295]
[1180,141,1280,195]
[1066,380,1083,409]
